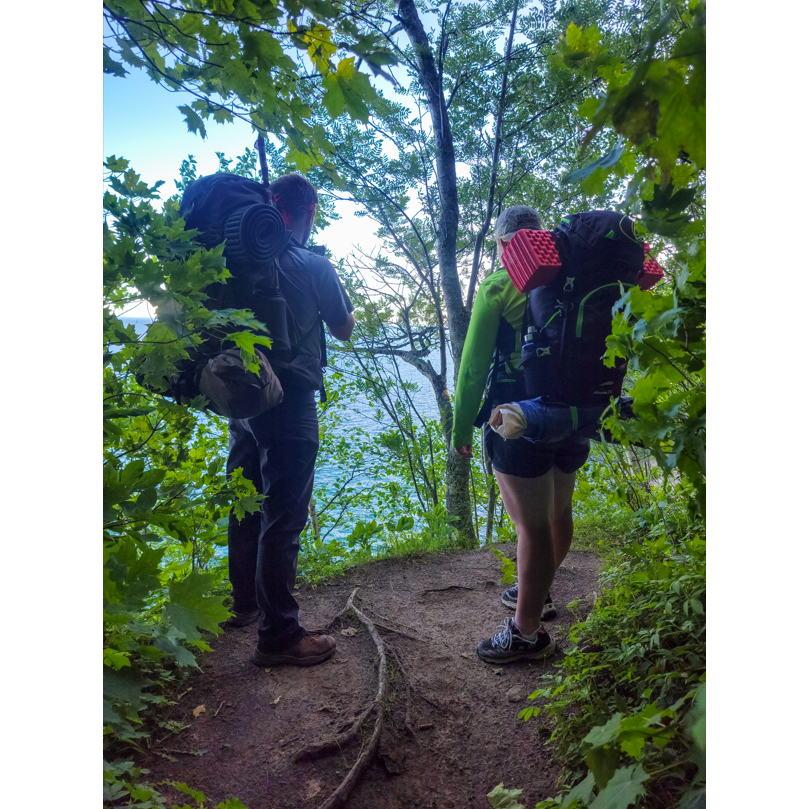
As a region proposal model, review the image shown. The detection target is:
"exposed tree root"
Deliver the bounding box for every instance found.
[386,644,418,739]
[298,589,389,809]
[418,581,498,599]
[361,606,427,643]
[419,584,477,595]
[373,619,426,643]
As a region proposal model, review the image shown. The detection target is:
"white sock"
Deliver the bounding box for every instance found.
[513,621,538,642]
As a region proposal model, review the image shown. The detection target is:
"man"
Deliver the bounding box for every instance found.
[226,173,355,668]
[451,205,589,664]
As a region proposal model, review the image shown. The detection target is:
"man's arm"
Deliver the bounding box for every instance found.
[328,312,355,341]
[313,254,355,342]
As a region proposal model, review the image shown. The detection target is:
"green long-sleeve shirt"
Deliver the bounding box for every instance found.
[451,269,526,448]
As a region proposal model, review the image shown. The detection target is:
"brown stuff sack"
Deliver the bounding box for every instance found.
[198,348,283,420]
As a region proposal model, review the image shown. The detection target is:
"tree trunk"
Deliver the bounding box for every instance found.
[396,0,468,365]
[309,498,322,544]
[397,0,475,546]
[425,362,476,545]
[483,440,497,544]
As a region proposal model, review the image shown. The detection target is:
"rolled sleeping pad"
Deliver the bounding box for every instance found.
[497,396,635,443]
[516,398,605,443]
[198,348,284,419]
[223,203,289,266]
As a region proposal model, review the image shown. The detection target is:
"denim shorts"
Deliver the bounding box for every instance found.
[483,424,590,478]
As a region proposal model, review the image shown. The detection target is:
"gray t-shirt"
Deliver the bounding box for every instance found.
[270,238,353,391]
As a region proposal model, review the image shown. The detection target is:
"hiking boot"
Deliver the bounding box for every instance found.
[500,586,558,621]
[251,632,337,668]
[223,608,260,628]
[477,617,556,664]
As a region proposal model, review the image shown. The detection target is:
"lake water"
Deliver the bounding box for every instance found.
[120,317,456,539]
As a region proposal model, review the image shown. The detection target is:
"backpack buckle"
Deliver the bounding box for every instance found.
[563,276,575,292]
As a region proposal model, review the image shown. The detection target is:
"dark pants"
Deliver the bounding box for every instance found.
[227,388,318,651]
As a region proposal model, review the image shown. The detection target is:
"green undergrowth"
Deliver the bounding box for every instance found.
[490,525,705,809]
[297,503,467,584]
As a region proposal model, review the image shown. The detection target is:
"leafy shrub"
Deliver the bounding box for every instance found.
[529,533,705,807]
[103,161,267,807]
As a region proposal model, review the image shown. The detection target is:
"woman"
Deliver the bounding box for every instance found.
[452,205,590,664]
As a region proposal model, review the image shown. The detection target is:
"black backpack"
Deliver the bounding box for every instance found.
[180,172,293,351]
[136,173,293,418]
[521,210,644,406]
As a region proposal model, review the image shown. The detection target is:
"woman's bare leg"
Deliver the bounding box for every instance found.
[494,468,555,637]
[550,469,577,570]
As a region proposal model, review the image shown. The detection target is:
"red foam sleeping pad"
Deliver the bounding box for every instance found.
[501,229,665,292]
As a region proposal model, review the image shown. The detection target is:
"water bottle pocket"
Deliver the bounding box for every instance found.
[521,341,556,399]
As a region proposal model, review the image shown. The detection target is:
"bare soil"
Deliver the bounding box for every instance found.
[141,545,601,809]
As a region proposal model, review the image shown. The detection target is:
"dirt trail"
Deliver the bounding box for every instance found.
[142,545,600,809]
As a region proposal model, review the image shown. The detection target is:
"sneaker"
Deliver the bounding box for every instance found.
[500,586,558,621]
[223,608,260,628]
[476,617,556,664]
[251,632,337,667]
[500,585,518,610]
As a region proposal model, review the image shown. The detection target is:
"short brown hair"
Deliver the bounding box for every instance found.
[269,173,318,218]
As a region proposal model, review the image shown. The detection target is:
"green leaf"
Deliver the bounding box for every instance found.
[286,144,319,171]
[104,46,128,78]
[242,31,283,69]
[154,636,198,668]
[103,648,132,670]
[178,105,207,139]
[303,23,337,73]
[562,772,596,808]
[585,745,621,790]
[578,97,601,119]
[323,73,347,117]
[688,685,706,754]
[104,155,130,172]
[135,486,158,513]
[565,143,624,184]
[105,406,155,419]
[226,330,272,373]
[590,765,648,809]
[104,669,147,710]
[564,23,602,59]
[169,781,205,807]
[213,108,234,124]
[584,712,623,747]
[491,548,516,586]
[335,57,375,122]
[120,459,145,487]
[487,783,526,809]
[164,572,230,640]
[618,732,646,760]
